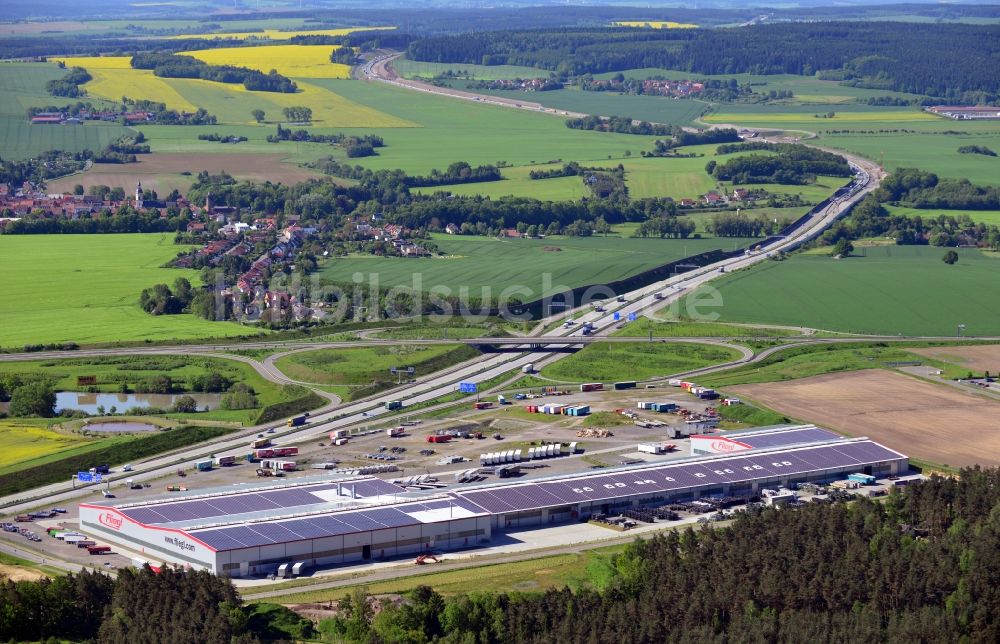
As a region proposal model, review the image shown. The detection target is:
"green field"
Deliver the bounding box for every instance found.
[412,164,590,201]
[697,245,1000,336]
[452,81,709,127]
[274,344,480,400]
[820,132,1000,186]
[0,234,255,348]
[319,233,752,298]
[542,341,741,382]
[393,59,545,80]
[614,318,802,338]
[594,69,928,105]
[886,205,1000,226]
[0,63,128,160]
[309,80,659,175]
[0,419,93,473]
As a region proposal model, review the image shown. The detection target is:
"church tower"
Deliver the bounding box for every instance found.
[135,179,143,208]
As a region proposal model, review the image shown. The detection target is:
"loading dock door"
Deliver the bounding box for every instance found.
[362,545,371,560]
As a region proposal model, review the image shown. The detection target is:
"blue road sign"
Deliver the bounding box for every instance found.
[613,311,621,321]
[627,312,637,322]
[77,472,100,483]
[459,382,478,394]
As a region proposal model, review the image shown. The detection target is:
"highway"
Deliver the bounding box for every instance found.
[0,159,877,515]
[0,60,886,516]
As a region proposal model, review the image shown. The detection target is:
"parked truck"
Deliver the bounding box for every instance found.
[387,427,405,438]
[522,363,535,374]
[580,383,603,392]
[195,460,213,472]
[214,455,236,467]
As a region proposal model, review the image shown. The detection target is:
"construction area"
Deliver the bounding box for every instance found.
[731,369,1000,467]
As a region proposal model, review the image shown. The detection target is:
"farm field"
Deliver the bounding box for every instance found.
[730,369,1000,468]
[0,420,94,473]
[0,234,254,348]
[412,164,589,201]
[0,18,335,38]
[168,26,388,41]
[615,21,698,29]
[886,205,1000,226]
[307,80,658,174]
[594,70,926,105]
[0,62,127,159]
[820,133,1000,186]
[410,142,842,203]
[318,234,753,298]
[48,58,411,127]
[181,45,351,79]
[696,245,1000,336]
[541,341,741,382]
[393,59,545,81]
[47,152,321,195]
[910,344,1000,376]
[453,82,709,127]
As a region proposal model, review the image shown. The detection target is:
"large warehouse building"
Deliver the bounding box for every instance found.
[80,431,907,577]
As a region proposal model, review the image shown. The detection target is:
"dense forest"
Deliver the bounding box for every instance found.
[0,565,312,643]
[317,468,1000,643]
[131,52,298,93]
[408,23,1000,102]
[876,167,1000,210]
[708,143,852,185]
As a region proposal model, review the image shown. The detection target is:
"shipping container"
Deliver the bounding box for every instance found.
[195,460,213,472]
[253,448,275,460]
[426,435,451,444]
[848,473,876,485]
[272,447,298,457]
[387,427,405,437]
[580,383,604,392]
[214,455,236,467]
[613,381,637,391]
[334,438,349,446]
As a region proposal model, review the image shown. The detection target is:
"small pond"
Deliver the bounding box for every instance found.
[83,421,160,433]
[55,391,223,415]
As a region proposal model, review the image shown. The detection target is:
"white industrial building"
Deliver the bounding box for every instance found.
[80,432,907,577]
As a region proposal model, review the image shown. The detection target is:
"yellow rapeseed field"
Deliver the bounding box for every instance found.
[0,421,90,471]
[168,26,391,41]
[51,55,132,69]
[615,21,698,29]
[181,45,352,79]
[51,54,413,127]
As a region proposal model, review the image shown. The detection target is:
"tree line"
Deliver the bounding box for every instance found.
[407,23,1000,102]
[45,65,91,97]
[130,52,298,93]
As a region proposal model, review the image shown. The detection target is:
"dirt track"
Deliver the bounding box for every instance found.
[732,369,1000,468]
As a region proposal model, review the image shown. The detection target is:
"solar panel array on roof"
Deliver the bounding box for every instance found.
[456,441,901,514]
[120,478,406,526]
[189,498,487,551]
[733,427,840,450]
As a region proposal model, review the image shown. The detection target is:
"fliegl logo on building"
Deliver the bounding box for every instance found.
[164,536,196,552]
[712,440,741,452]
[99,512,123,530]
